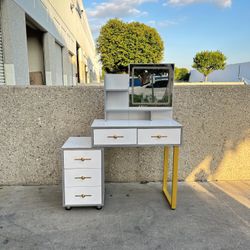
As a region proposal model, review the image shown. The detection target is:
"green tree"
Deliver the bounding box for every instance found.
[97,19,164,73]
[192,51,227,82]
[175,67,190,82]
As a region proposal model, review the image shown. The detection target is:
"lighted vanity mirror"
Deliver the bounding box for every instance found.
[129,64,174,107]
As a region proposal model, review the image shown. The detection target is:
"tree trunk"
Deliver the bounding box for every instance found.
[204,75,208,82]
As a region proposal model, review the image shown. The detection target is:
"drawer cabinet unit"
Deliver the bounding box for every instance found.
[62,137,104,210]
[138,128,181,145]
[64,187,102,206]
[64,169,102,187]
[93,128,137,146]
[64,150,102,169]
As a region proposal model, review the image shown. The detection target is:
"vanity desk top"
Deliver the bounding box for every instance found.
[91,119,182,128]
[91,119,182,147]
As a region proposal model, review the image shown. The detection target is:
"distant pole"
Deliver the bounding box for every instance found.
[238,64,241,80]
[151,74,155,102]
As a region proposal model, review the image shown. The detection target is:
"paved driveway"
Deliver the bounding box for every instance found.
[0,182,249,250]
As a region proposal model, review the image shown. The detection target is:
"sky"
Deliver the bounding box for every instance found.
[84,0,250,69]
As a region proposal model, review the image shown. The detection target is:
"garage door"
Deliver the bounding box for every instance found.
[0,27,5,85]
[55,42,63,85]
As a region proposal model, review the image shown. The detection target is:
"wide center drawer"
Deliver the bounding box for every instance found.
[64,169,101,187]
[138,128,181,145]
[64,187,102,205]
[64,150,101,169]
[93,129,137,145]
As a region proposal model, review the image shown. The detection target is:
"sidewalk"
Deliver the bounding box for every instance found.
[0,181,249,250]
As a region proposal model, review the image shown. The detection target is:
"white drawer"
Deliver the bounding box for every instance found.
[138,128,181,145]
[64,169,101,187]
[64,187,102,206]
[64,150,101,169]
[93,129,137,145]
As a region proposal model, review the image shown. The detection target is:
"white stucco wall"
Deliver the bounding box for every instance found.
[1,0,30,85]
[190,62,250,82]
[54,42,63,85]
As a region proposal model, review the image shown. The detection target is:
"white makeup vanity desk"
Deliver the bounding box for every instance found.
[62,64,182,210]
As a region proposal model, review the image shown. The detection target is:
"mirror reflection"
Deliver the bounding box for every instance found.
[129,64,174,107]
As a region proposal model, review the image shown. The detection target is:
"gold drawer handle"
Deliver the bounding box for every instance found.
[107,135,124,139]
[74,176,92,180]
[151,135,168,139]
[74,157,91,161]
[75,194,92,199]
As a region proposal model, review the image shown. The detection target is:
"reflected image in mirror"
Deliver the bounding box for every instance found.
[129,64,174,107]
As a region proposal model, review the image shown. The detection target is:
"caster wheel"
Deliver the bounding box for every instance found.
[96,206,103,210]
[65,206,72,210]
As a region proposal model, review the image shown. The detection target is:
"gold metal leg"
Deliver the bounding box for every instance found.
[162,146,179,210]
[171,146,179,209]
[162,146,169,197]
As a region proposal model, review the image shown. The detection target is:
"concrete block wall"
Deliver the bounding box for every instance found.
[0,85,249,185]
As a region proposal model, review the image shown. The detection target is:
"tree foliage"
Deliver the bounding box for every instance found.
[192,51,227,81]
[175,67,190,82]
[97,19,164,73]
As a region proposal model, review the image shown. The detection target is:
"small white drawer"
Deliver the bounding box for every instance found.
[64,169,101,187]
[93,129,137,145]
[64,187,102,205]
[64,150,101,169]
[138,128,181,145]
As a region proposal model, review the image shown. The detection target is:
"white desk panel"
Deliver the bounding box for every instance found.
[92,119,182,128]
[62,137,92,149]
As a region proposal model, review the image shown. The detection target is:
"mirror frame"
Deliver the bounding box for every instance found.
[128,63,175,107]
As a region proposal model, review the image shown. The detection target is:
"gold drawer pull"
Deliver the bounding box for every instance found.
[74,157,91,161]
[107,135,124,139]
[75,194,92,199]
[151,135,168,139]
[74,176,92,180]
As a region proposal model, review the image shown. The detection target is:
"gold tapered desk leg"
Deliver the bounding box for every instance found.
[162,146,179,210]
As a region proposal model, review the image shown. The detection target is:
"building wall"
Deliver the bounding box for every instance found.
[0,0,100,85]
[54,42,63,85]
[190,62,250,82]
[1,0,30,85]
[0,1,5,84]
[0,85,249,185]
[63,50,74,86]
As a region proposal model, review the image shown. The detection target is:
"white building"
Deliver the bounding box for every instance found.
[0,0,101,86]
[189,62,250,84]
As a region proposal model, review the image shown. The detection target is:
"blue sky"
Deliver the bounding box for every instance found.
[84,0,250,69]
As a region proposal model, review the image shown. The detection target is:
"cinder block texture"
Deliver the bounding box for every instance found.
[174,85,250,182]
[0,86,104,185]
[0,85,249,185]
